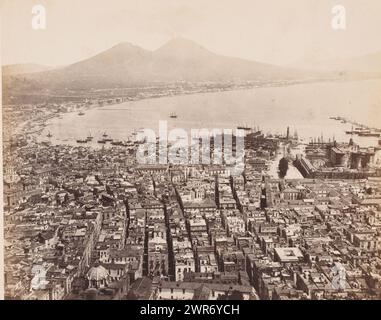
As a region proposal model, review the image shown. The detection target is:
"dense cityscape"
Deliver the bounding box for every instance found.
[3,97,381,300]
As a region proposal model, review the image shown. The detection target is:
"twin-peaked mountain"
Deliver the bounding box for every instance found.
[3,38,323,91]
[3,38,380,93]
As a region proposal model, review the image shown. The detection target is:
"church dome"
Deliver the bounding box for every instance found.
[87,265,109,282]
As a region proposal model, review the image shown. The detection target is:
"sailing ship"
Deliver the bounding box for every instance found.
[47,131,52,138]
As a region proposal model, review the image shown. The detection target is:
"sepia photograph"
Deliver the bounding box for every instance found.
[1,0,381,303]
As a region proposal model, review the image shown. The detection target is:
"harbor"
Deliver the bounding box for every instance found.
[32,80,381,151]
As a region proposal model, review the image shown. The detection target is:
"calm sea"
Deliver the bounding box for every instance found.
[41,79,381,149]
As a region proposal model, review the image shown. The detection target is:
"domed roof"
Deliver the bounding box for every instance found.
[87,265,109,281]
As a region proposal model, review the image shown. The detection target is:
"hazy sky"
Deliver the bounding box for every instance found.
[1,0,381,66]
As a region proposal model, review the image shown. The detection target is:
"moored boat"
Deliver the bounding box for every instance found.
[86,132,93,141]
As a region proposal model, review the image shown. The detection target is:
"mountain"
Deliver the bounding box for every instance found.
[324,51,381,73]
[2,63,53,76]
[65,42,150,76]
[2,38,344,95]
[150,38,304,82]
[291,51,381,74]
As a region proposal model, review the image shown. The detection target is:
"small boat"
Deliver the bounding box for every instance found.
[78,111,85,116]
[358,132,380,137]
[97,139,107,144]
[170,112,177,119]
[47,131,52,138]
[76,139,88,143]
[123,141,134,147]
[86,132,93,141]
[102,132,108,137]
[111,140,123,146]
[352,128,366,135]
[237,124,251,131]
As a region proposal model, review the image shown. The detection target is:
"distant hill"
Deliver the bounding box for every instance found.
[2,63,53,76]
[325,51,381,73]
[291,51,381,74]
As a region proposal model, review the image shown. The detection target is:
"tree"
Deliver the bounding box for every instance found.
[126,291,138,300]
[64,193,69,204]
[278,157,289,178]
[217,290,244,300]
[228,290,244,300]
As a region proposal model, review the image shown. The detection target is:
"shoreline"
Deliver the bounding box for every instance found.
[7,77,381,150]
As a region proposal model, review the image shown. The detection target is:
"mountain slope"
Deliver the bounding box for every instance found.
[291,51,381,74]
[326,51,381,73]
[2,63,52,76]
[149,38,299,82]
